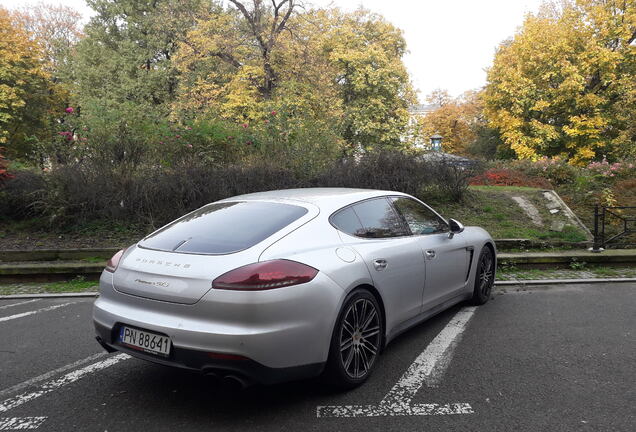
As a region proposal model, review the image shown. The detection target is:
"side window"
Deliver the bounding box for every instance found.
[391,197,448,235]
[330,207,366,237]
[350,198,410,238]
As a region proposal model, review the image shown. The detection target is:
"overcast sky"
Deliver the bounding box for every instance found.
[1,0,544,101]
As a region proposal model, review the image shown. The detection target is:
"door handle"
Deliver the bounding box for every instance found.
[373,259,388,271]
[425,250,436,259]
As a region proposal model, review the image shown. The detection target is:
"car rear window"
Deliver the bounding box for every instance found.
[139,201,308,254]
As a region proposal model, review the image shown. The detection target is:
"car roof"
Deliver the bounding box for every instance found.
[223,188,410,213]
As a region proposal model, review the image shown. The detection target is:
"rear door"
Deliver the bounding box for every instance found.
[390,197,470,311]
[331,197,426,331]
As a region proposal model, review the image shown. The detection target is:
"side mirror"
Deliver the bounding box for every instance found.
[448,218,464,239]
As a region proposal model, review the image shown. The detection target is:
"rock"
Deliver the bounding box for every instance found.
[549,209,560,214]
[550,221,566,232]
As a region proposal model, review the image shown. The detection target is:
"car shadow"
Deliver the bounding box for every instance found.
[105,302,467,425]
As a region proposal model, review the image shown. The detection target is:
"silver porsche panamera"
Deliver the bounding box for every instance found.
[93,188,496,388]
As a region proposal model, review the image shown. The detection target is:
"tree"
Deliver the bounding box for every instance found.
[413,90,483,156]
[174,5,414,150]
[323,9,415,149]
[75,0,203,113]
[12,2,83,81]
[484,0,636,164]
[0,7,54,159]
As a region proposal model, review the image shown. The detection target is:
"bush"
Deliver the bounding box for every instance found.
[0,169,45,219]
[0,149,477,227]
[0,148,11,183]
[469,168,552,188]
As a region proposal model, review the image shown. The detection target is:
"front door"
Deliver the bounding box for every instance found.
[390,197,470,311]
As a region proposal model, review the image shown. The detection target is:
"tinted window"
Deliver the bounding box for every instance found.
[331,207,366,237]
[350,198,410,238]
[392,197,448,235]
[139,201,308,254]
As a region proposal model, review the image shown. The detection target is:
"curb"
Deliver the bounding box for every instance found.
[0,292,99,299]
[494,278,636,286]
[2,278,635,299]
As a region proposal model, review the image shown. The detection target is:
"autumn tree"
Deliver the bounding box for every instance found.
[0,7,55,159]
[174,5,414,150]
[484,0,636,164]
[412,90,484,156]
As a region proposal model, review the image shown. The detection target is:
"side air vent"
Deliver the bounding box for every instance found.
[465,247,475,282]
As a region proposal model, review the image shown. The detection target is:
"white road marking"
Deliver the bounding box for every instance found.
[0,302,75,323]
[0,353,108,399]
[0,300,39,311]
[0,417,47,430]
[317,306,477,418]
[0,354,130,414]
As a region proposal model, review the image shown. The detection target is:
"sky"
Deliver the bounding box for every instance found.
[1,0,545,101]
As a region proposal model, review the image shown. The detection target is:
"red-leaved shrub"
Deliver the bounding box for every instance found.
[469,168,552,188]
[0,148,13,183]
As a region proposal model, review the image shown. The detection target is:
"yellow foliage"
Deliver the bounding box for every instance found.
[0,7,56,154]
[484,0,636,163]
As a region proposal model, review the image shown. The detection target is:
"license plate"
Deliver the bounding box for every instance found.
[118,326,171,357]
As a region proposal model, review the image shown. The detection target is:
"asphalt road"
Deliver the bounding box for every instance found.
[1,283,634,431]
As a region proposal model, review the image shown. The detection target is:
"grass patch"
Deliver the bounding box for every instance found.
[496,265,636,281]
[81,256,108,263]
[433,187,587,242]
[469,185,544,192]
[0,278,98,296]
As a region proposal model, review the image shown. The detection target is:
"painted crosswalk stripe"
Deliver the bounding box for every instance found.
[0,354,130,414]
[0,416,47,430]
[0,302,75,323]
[0,300,39,311]
[317,306,477,417]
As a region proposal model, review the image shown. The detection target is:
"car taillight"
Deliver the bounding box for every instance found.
[105,249,125,273]
[212,260,318,291]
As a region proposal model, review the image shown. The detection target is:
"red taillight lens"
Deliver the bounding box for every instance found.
[105,249,125,273]
[212,260,318,291]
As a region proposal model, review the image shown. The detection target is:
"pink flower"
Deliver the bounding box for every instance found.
[65,107,74,114]
[270,110,277,116]
[186,127,192,130]
[186,144,193,148]
[175,135,181,139]
[242,123,249,128]
[263,119,269,124]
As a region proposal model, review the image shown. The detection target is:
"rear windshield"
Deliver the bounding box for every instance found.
[139,201,308,254]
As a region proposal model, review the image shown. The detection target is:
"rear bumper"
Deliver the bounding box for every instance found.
[93,270,344,384]
[94,323,324,385]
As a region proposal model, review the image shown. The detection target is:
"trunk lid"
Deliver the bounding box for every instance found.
[112,199,319,304]
[113,246,262,304]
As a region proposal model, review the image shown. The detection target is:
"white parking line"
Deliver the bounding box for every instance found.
[0,300,39,311]
[0,302,75,323]
[0,353,108,399]
[0,416,47,430]
[317,306,477,417]
[0,353,130,414]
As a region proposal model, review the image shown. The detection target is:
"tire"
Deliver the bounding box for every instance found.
[471,246,495,305]
[324,289,383,390]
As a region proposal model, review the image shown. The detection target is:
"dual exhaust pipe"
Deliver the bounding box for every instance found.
[96,337,253,389]
[205,371,252,389]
